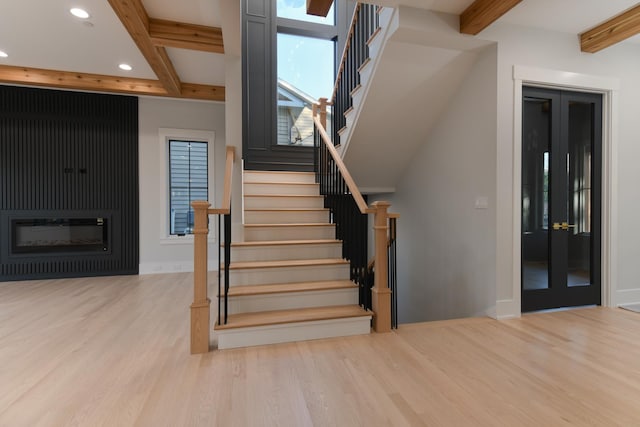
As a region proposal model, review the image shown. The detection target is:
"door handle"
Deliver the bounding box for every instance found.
[552,222,577,231]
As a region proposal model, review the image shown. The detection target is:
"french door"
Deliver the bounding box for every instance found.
[521,87,602,312]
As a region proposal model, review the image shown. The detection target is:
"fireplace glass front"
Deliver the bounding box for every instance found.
[11,218,109,254]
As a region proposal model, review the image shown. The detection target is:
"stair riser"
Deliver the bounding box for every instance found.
[225,288,359,314]
[244,196,324,209]
[245,226,335,241]
[216,316,371,349]
[351,88,364,110]
[228,243,342,262]
[339,128,351,147]
[359,60,373,83]
[228,264,350,286]
[244,183,320,196]
[367,27,384,59]
[244,171,316,184]
[345,108,355,129]
[244,210,329,224]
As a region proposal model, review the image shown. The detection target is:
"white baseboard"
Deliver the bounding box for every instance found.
[495,299,521,320]
[482,305,497,319]
[615,288,640,307]
[139,260,219,275]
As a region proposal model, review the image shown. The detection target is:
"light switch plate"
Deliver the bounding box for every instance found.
[475,196,488,209]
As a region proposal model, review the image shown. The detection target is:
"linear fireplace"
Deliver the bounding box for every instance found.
[11,217,109,255]
[0,209,121,280]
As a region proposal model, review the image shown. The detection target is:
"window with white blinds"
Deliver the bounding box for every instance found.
[169,140,208,235]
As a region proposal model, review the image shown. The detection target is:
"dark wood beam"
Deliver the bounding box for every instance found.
[460,0,522,35]
[149,18,224,54]
[307,0,333,17]
[108,0,181,96]
[581,4,640,53]
[0,65,225,102]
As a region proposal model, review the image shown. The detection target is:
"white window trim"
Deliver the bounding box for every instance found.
[158,128,216,245]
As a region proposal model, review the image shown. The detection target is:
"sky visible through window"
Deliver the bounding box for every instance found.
[277,0,335,100]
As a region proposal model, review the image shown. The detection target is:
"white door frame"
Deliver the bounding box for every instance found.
[511,65,619,313]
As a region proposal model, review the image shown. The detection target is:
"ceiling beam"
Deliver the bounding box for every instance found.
[306,0,333,17]
[580,4,640,53]
[460,0,522,35]
[108,0,181,96]
[181,83,225,101]
[0,65,225,102]
[149,18,224,54]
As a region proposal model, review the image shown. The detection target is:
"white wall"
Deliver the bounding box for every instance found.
[138,97,226,274]
[481,23,640,311]
[374,45,498,323]
[224,54,245,241]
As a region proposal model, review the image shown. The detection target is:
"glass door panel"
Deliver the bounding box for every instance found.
[566,101,594,288]
[522,97,552,291]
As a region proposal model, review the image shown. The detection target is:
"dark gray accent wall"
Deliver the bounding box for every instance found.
[242,0,316,171]
[0,85,139,281]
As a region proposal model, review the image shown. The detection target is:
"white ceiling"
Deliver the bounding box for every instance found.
[0,0,639,91]
[0,0,227,85]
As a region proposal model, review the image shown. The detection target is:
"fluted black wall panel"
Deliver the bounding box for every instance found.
[0,85,139,281]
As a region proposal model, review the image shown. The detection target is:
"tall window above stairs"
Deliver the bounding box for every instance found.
[276,2,337,146]
[242,0,354,170]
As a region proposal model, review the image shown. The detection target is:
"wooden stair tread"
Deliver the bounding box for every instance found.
[244,171,314,175]
[227,239,340,247]
[358,57,371,72]
[222,280,357,297]
[244,194,323,198]
[244,223,333,228]
[367,27,382,46]
[225,258,348,270]
[215,305,371,330]
[244,208,327,212]
[244,181,318,186]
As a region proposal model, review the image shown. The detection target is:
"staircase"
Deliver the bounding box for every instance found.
[335,5,492,192]
[214,170,372,350]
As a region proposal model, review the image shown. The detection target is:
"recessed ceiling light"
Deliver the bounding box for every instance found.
[70,8,90,19]
[119,63,133,71]
[0,50,8,58]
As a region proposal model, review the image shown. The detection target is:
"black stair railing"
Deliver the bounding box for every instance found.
[217,209,231,326]
[331,3,380,146]
[389,216,398,328]
[314,121,371,309]
[313,114,398,329]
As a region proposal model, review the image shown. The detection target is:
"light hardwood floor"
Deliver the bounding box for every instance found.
[1,273,640,426]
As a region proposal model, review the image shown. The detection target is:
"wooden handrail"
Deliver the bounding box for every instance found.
[313,115,370,214]
[190,145,235,354]
[331,3,362,103]
[314,105,399,331]
[208,146,235,215]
